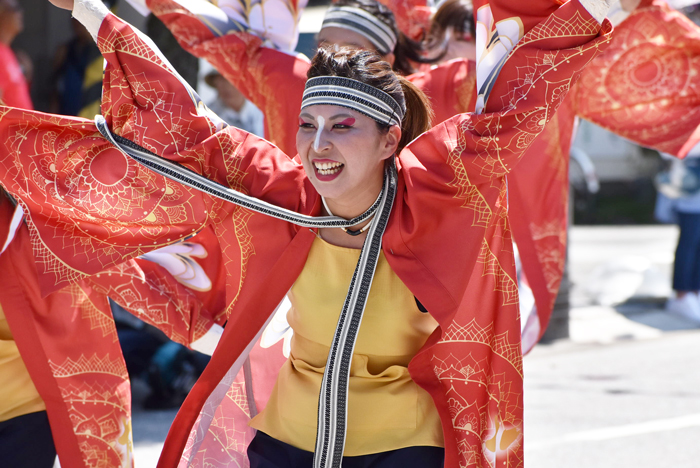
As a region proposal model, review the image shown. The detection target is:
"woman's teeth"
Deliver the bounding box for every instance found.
[314,161,343,175]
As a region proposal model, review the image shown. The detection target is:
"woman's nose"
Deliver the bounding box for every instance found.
[313,117,331,152]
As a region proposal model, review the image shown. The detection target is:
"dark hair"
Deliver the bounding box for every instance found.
[332,0,445,75]
[308,47,433,153]
[428,0,475,46]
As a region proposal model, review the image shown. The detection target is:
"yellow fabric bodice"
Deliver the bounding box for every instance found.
[0,303,46,422]
[250,236,443,455]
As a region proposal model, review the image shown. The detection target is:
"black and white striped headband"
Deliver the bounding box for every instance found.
[302,76,405,127]
[321,5,398,55]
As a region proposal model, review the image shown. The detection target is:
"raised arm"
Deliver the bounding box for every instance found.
[574,0,700,157]
[0,1,303,294]
[405,0,612,183]
[126,0,308,155]
[392,1,611,273]
[407,0,573,126]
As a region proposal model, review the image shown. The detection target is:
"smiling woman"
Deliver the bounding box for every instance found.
[0,0,614,467]
[297,47,432,246]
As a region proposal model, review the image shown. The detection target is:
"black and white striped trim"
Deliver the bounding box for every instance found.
[96,116,397,468]
[95,116,382,229]
[302,76,404,127]
[313,158,396,468]
[322,6,397,55]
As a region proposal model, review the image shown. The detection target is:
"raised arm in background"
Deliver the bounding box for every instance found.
[125,0,309,155]
[575,0,700,157]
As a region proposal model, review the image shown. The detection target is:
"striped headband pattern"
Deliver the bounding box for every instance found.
[302,76,405,127]
[322,5,398,55]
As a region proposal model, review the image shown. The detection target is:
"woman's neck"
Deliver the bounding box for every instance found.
[323,192,377,220]
[320,183,383,249]
[322,163,385,219]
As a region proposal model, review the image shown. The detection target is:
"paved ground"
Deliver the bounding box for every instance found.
[132,225,700,467]
[524,330,700,467]
[527,225,700,467]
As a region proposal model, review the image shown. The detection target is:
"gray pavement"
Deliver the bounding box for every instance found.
[132,225,700,467]
[524,331,700,467]
[527,225,700,467]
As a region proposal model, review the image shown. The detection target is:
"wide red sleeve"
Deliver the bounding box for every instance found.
[574,0,700,157]
[144,0,307,156]
[86,227,226,348]
[391,1,610,308]
[408,59,478,124]
[0,13,303,294]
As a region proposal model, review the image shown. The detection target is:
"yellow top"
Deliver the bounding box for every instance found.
[0,303,46,422]
[250,236,443,455]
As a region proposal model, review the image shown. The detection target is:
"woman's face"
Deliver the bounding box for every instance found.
[442,28,476,63]
[0,0,23,40]
[297,105,399,212]
[317,27,395,66]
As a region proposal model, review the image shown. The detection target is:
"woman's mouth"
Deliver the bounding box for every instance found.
[313,160,344,181]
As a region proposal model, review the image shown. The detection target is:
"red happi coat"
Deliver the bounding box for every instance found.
[391,0,700,350]
[0,195,226,468]
[0,5,611,468]
[142,0,578,353]
[379,0,432,39]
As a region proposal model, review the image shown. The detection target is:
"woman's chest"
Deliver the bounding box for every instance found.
[286,237,438,359]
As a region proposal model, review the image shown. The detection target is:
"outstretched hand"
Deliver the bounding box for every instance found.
[48,0,74,10]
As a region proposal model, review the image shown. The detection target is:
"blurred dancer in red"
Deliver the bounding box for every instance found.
[0,0,32,109]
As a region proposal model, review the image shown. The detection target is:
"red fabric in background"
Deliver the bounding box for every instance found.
[0,44,32,110]
[0,203,225,467]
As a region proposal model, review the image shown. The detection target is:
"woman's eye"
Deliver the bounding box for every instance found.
[299,122,315,129]
[333,118,355,130]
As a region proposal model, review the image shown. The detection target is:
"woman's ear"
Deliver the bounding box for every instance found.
[380,125,401,160]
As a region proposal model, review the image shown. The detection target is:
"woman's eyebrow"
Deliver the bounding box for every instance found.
[330,113,355,121]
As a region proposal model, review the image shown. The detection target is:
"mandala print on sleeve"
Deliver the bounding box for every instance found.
[435,320,524,468]
[576,0,700,157]
[446,123,493,227]
[478,239,519,307]
[46,285,134,468]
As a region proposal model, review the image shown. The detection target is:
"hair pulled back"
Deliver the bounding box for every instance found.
[427,0,475,46]
[308,46,433,153]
